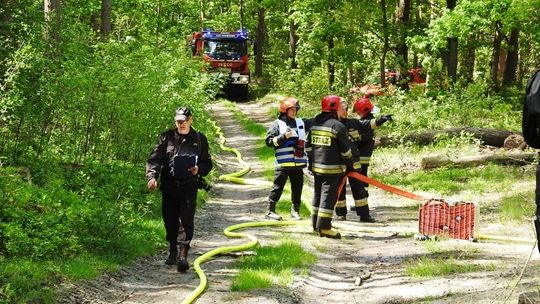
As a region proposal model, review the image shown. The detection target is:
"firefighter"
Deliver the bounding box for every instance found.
[264,97,312,220]
[335,96,392,221]
[146,107,213,272]
[306,95,352,239]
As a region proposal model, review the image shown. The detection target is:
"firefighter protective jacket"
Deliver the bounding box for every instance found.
[341,118,377,168]
[357,114,378,164]
[306,113,352,175]
[265,116,312,171]
[146,128,213,187]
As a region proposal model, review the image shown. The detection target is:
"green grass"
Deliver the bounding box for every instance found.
[374,163,527,196]
[405,256,496,277]
[231,238,317,291]
[499,191,535,222]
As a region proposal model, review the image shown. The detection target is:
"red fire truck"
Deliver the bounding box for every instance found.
[191,29,250,97]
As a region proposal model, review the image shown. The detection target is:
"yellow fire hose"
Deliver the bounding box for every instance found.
[181,118,536,304]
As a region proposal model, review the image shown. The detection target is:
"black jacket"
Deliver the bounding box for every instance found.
[306,112,352,176]
[146,128,212,187]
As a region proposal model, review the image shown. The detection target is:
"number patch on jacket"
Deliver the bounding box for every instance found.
[311,135,331,146]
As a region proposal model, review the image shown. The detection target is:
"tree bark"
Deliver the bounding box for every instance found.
[378,127,519,148]
[380,0,389,86]
[396,0,410,89]
[288,19,298,69]
[445,0,457,83]
[328,36,335,90]
[502,28,519,87]
[100,0,111,39]
[254,7,265,77]
[421,152,536,169]
[490,21,502,92]
[459,36,476,84]
[44,0,61,43]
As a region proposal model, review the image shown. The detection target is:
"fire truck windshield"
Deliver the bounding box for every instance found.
[204,40,247,60]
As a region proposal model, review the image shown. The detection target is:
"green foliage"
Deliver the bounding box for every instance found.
[231,238,317,291]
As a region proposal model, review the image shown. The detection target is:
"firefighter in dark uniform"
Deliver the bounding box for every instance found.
[264,97,311,220]
[146,107,213,272]
[305,95,352,239]
[335,96,392,222]
[334,97,392,222]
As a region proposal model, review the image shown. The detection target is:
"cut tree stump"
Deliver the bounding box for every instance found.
[421,152,537,169]
[378,127,520,148]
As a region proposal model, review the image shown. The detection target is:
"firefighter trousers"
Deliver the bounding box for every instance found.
[267,169,303,212]
[335,165,371,218]
[312,174,342,231]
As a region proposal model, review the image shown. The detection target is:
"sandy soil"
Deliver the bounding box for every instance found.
[58,100,540,304]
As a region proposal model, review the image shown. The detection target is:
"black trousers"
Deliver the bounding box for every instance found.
[536,163,540,215]
[268,169,304,211]
[161,183,198,246]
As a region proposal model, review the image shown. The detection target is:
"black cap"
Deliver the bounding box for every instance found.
[175,107,192,121]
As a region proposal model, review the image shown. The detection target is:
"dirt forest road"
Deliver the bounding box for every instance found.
[60,99,540,304]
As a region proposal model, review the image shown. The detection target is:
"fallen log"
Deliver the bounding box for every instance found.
[421,152,537,169]
[378,127,520,148]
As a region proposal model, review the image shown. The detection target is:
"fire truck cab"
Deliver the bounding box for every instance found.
[191,29,250,96]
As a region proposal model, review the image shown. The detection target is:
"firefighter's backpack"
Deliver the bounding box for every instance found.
[523,69,540,148]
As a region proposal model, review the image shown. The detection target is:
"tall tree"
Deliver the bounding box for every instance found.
[502,27,519,87]
[288,19,299,69]
[44,0,61,43]
[396,0,410,89]
[100,0,112,39]
[445,0,457,83]
[254,7,265,76]
[489,21,502,92]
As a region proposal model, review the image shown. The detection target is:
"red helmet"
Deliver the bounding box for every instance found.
[321,95,342,113]
[353,97,379,117]
[279,97,300,113]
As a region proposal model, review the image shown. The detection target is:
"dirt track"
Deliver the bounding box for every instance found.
[59,99,540,304]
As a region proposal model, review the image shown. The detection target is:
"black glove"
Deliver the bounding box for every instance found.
[376,114,393,126]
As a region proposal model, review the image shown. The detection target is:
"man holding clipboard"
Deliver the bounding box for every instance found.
[146,107,213,272]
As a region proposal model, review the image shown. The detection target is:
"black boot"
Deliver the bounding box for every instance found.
[177,243,190,272]
[165,244,177,265]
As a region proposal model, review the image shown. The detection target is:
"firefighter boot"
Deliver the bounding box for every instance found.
[265,202,283,221]
[291,204,301,220]
[165,243,177,265]
[360,214,376,223]
[319,228,341,239]
[177,243,190,273]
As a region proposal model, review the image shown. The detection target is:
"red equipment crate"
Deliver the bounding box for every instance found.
[418,199,479,241]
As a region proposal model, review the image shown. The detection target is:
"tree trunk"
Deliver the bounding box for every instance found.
[380,0,389,86]
[490,21,502,92]
[328,36,335,90]
[44,0,61,43]
[459,37,476,84]
[502,28,519,87]
[254,7,265,77]
[289,19,298,69]
[100,0,111,39]
[445,0,457,83]
[396,0,410,89]
[378,127,519,148]
[421,152,536,169]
